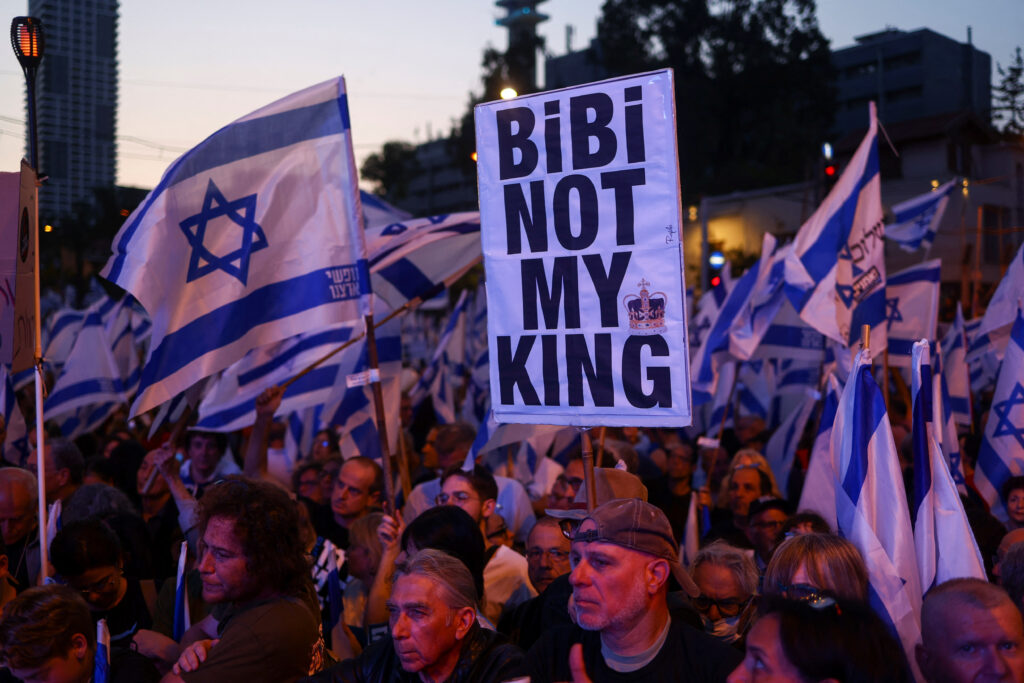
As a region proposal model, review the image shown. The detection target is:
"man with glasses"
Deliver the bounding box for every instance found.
[546,458,585,512]
[436,465,535,624]
[744,497,790,576]
[689,541,758,645]
[527,498,741,682]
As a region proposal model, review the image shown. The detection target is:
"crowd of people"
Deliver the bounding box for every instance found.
[0,389,1021,683]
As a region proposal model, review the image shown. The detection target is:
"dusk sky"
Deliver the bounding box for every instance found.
[0,0,1020,190]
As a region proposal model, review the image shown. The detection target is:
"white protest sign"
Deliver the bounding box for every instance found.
[475,69,691,427]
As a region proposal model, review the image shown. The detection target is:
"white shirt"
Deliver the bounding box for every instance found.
[482,544,536,624]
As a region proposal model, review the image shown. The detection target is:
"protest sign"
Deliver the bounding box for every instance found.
[475,69,691,427]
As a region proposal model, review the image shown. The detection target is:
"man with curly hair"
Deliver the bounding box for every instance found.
[163,476,322,683]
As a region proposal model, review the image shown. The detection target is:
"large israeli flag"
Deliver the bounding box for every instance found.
[797,373,841,529]
[940,303,972,425]
[409,291,469,424]
[885,178,957,253]
[102,77,371,416]
[834,350,922,671]
[785,102,885,351]
[975,307,1024,522]
[977,241,1024,341]
[728,235,789,361]
[886,259,940,367]
[911,341,985,591]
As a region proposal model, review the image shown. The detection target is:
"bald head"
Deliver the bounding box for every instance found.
[0,468,37,546]
[917,579,1024,683]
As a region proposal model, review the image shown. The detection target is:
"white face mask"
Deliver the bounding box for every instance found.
[701,613,741,643]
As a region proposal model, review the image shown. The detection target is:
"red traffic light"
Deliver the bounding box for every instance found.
[825,165,836,177]
[711,275,721,287]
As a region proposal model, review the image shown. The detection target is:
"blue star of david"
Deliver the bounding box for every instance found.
[886,297,902,331]
[179,179,268,285]
[836,283,855,308]
[992,383,1024,450]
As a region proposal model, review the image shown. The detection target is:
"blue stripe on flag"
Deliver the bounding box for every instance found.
[842,366,887,505]
[377,258,439,302]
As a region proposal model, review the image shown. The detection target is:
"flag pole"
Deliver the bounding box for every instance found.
[141,404,194,494]
[363,312,397,515]
[862,324,871,361]
[596,426,607,468]
[579,427,597,513]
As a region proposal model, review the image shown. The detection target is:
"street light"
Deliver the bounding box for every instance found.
[500,87,518,100]
[11,16,44,171]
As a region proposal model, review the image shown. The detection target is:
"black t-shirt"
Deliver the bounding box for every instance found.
[309,503,350,550]
[526,617,742,683]
[92,578,153,647]
[497,573,574,651]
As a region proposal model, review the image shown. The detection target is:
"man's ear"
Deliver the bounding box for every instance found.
[482,499,496,519]
[369,489,381,504]
[453,606,476,640]
[69,632,89,660]
[646,559,671,594]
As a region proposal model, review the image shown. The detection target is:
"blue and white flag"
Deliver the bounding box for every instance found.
[797,373,842,531]
[360,190,411,229]
[911,341,985,591]
[460,287,490,428]
[44,298,140,420]
[834,350,922,671]
[934,346,970,497]
[940,303,972,425]
[103,77,371,416]
[976,307,1024,522]
[365,212,481,311]
[0,365,28,465]
[692,264,759,405]
[750,299,826,362]
[886,259,940,367]
[409,291,469,424]
[708,361,737,436]
[173,540,191,641]
[95,619,110,683]
[965,315,1005,393]
[736,360,775,421]
[728,236,790,361]
[764,386,818,491]
[885,178,957,253]
[689,263,733,357]
[42,307,85,369]
[462,409,564,472]
[680,492,699,568]
[976,241,1024,342]
[785,102,885,351]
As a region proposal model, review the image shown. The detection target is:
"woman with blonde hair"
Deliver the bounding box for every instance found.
[763,532,869,602]
[704,450,781,548]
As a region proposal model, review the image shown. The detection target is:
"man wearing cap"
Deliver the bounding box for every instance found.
[527,498,742,682]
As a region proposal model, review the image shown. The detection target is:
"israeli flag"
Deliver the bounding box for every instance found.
[736,360,775,420]
[911,341,985,591]
[750,299,826,363]
[692,263,760,405]
[360,190,411,229]
[885,178,957,253]
[42,307,86,369]
[975,307,1024,522]
[965,315,1005,393]
[728,235,790,361]
[689,263,733,357]
[775,359,821,395]
[462,409,563,471]
[103,77,371,416]
[940,303,972,425]
[95,619,110,683]
[0,365,28,465]
[460,288,490,428]
[885,259,940,367]
[173,540,191,641]
[285,406,324,465]
[708,361,737,435]
[797,373,841,530]
[764,387,818,490]
[834,350,922,671]
[44,298,140,420]
[57,404,120,442]
[409,291,469,424]
[977,241,1024,342]
[935,356,969,497]
[785,102,885,351]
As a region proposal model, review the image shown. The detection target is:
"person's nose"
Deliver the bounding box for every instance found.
[984,646,1012,678]
[391,613,410,640]
[569,560,590,588]
[198,549,215,574]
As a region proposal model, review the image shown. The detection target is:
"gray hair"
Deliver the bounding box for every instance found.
[49,439,85,485]
[691,540,759,596]
[61,484,136,525]
[0,468,37,504]
[1002,543,1024,609]
[397,549,477,612]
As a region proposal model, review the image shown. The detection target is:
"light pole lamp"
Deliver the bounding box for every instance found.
[11,16,44,171]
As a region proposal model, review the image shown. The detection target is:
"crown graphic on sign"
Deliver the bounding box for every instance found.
[623,278,667,335]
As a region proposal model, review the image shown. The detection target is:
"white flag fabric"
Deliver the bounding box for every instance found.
[680,491,699,568]
[797,373,841,529]
[409,291,470,424]
[911,341,985,592]
[975,307,1024,522]
[940,303,972,425]
[936,366,970,497]
[460,287,490,428]
[885,259,940,367]
[764,387,818,491]
[689,263,733,359]
[0,365,28,465]
[834,350,922,673]
[692,264,760,406]
[885,178,957,253]
[727,235,789,361]
[736,360,776,421]
[102,77,371,416]
[976,241,1024,341]
[750,298,826,362]
[42,306,87,370]
[785,102,885,351]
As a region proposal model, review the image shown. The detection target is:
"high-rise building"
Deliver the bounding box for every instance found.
[26,0,118,223]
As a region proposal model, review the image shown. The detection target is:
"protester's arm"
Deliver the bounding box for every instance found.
[153,447,201,553]
[364,512,404,626]
[243,386,283,480]
[133,628,181,672]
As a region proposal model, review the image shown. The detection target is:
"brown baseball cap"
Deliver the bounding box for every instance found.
[546,468,648,520]
[572,497,700,598]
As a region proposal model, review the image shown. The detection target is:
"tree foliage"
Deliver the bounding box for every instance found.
[360,141,421,202]
[993,47,1024,137]
[597,0,836,202]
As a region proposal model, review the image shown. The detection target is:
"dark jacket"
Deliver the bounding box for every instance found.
[303,624,525,683]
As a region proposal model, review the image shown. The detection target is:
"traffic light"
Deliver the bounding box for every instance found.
[822,142,837,190]
[708,250,725,287]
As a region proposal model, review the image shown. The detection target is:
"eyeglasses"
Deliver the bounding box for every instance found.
[526,548,570,562]
[435,491,479,505]
[750,519,785,530]
[66,569,121,598]
[692,595,750,617]
[778,583,828,601]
